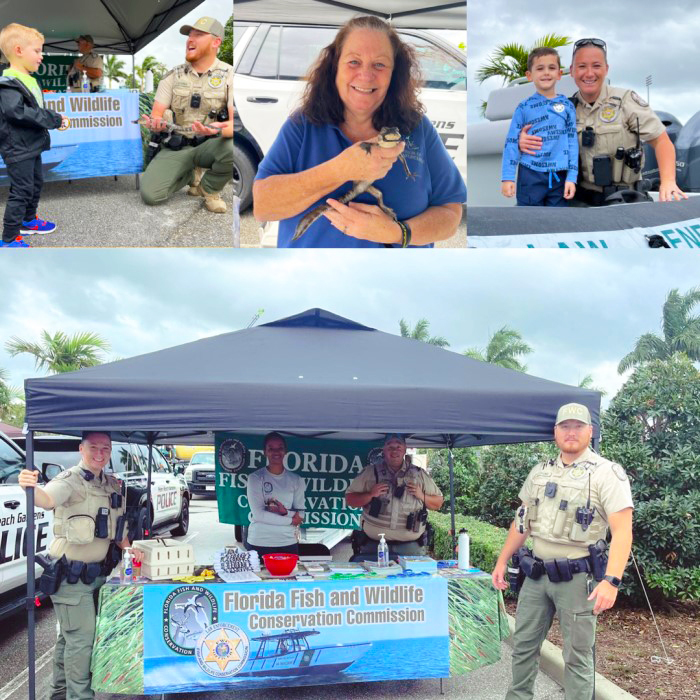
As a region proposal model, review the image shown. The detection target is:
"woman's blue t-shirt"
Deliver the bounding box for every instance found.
[255,114,466,248]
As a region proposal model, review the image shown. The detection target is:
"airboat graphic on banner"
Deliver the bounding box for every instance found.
[0,90,142,184]
[143,578,449,692]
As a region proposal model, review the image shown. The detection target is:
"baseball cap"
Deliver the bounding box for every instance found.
[76,35,94,44]
[180,17,225,40]
[555,403,591,425]
[384,434,406,446]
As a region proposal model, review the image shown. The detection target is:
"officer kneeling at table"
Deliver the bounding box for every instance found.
[18,431,143,700]
[492,403,634,700]
[139,16,233,213]
[345,434,444,561]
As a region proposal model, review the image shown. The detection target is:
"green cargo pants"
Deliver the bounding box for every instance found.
[140,136,233,205]
[506,573,597,700]
[49,577,105,700]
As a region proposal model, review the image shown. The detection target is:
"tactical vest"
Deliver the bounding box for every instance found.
[169,63,230,130]
[361,461,428,541]
[518,457,609,548]
[52,465,122,545]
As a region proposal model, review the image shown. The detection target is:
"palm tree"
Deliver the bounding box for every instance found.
[103,55,127,88]
[399,319,449,348]
[578,374,607,397]
[5,331,110,374]
[140,55,168,91]
[618,287,700,373]
[464,326,532,372]
[0,367,24,422]
[476,34,571,116]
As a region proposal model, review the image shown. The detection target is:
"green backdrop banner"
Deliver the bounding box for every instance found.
[35,56,78,91]
[215,433,383,528]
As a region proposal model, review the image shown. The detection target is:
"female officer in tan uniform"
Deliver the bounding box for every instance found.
[520,38,687,205]
[19,432,142,700]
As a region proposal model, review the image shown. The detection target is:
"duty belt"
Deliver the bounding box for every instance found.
[518,547,593,583]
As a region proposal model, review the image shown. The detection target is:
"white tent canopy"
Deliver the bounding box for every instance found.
[234,0,466,30]
[1,0,206,55]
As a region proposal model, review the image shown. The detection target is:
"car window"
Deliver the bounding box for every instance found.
[33,449,78,471]
[251,25,280,79]
[109,443,145,477]
[233,22,249,51]
[401,34,466,90]
[190,453,215,466]
[237,24,269,74]
[278,26,336,80]
[0,436,24,484]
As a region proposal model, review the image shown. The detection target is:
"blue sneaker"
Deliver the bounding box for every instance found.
[0,236,30,248]
[21,218,57,235]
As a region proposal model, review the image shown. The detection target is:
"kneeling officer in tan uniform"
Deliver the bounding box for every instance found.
[492,404,633,700]
[139,17,233,213]
[19,432,143,700]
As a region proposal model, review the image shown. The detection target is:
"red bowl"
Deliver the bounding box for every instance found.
[262,553,299,576]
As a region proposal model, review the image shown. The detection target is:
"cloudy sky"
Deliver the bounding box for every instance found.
[469,0,700,124]
[0,251,697,409]
[134,0,231,70]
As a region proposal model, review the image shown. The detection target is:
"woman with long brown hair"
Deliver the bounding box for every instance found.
[253,16,466,248]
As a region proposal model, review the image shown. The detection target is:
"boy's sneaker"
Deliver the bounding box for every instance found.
[21,218,57,235]
[0,236,30,248]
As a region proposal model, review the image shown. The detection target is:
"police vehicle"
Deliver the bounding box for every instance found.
[233,21,466,213]
[12,435,190,542]
[0,431,57,620]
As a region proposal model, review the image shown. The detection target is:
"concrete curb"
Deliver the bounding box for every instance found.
[504,613,639,700]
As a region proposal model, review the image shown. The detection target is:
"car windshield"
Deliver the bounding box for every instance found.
[190,452,215,466]
[0,437,24,484]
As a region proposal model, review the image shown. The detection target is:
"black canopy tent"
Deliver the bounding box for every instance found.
[22,308,600,698]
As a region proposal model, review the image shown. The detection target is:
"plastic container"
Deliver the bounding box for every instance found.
[132,538,194,581]
[458,529,470,570]
[120,548,133,584]
[262,553,299,576]
[377,533,389,568]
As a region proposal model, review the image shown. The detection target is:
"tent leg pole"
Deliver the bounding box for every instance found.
[26,430,37,700]
[448,446,456,558]
[145,438,154,538]
[440,677,445,695]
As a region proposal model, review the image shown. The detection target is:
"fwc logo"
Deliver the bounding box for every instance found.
[195,623,250,677]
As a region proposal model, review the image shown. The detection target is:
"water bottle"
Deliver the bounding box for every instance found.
[120,547,133,584]
[377,533,389,568]
[458,528,470,570]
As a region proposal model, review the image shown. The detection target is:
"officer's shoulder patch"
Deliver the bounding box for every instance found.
[630,91,648,108]
[53,470,73,481]
[611,463,628,481]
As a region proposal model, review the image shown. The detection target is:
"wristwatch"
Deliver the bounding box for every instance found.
[603,575,621,588]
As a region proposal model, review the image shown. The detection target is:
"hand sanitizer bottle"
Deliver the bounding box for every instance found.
[377,533,389,568]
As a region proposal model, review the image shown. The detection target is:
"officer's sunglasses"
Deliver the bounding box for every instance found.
[573,38,607,54]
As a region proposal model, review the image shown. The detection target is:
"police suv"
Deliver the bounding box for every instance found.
[0,431,57,619]
[12,435,190,542]
[233,21,466,212]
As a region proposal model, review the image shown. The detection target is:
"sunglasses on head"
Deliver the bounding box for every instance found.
[573,38,607,52]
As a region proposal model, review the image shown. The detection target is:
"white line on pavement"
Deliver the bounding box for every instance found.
[0,646,53,700]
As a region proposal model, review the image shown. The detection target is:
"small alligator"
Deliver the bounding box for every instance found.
[132,114,223,135]
[292,126,415,241]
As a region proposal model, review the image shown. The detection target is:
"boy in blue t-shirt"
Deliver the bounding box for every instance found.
[501,48,578,207]
[0,23,66,247]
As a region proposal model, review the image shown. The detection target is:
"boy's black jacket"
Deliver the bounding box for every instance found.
[0,76,62,164]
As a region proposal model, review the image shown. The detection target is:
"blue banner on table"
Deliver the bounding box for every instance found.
[142,577,449,692]
[0,90,142,185]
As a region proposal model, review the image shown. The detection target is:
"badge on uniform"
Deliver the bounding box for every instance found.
[570,466,586,479]
[600,105,618,123]
[553,102,565,113]
[630,91,649,108]
[208,72,224,88]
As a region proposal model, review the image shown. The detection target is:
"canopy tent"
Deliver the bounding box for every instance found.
[24,308,601,446]
[1,0,205,55]
[234,0,467,30]
[22,308,600,699]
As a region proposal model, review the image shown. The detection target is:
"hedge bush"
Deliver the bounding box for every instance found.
[602,355,700,602]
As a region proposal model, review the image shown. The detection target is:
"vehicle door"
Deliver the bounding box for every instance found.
[0,436,52,591]
[234,24,336,156]
[136,445,180,526]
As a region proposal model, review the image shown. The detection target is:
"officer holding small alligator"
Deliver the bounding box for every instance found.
[139,17,233,213]
[491,403,633,700]
[18,431,143,700]
[519,38,687,206]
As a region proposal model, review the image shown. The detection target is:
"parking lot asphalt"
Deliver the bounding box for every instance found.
[239,207,467,248]
[0,177,234,248]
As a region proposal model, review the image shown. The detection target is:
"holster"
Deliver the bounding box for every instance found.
[588,540,608,581]
[36,554,66,595]
[517,547,544,580]
[101,541,123,576]
[81,562,102,585]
